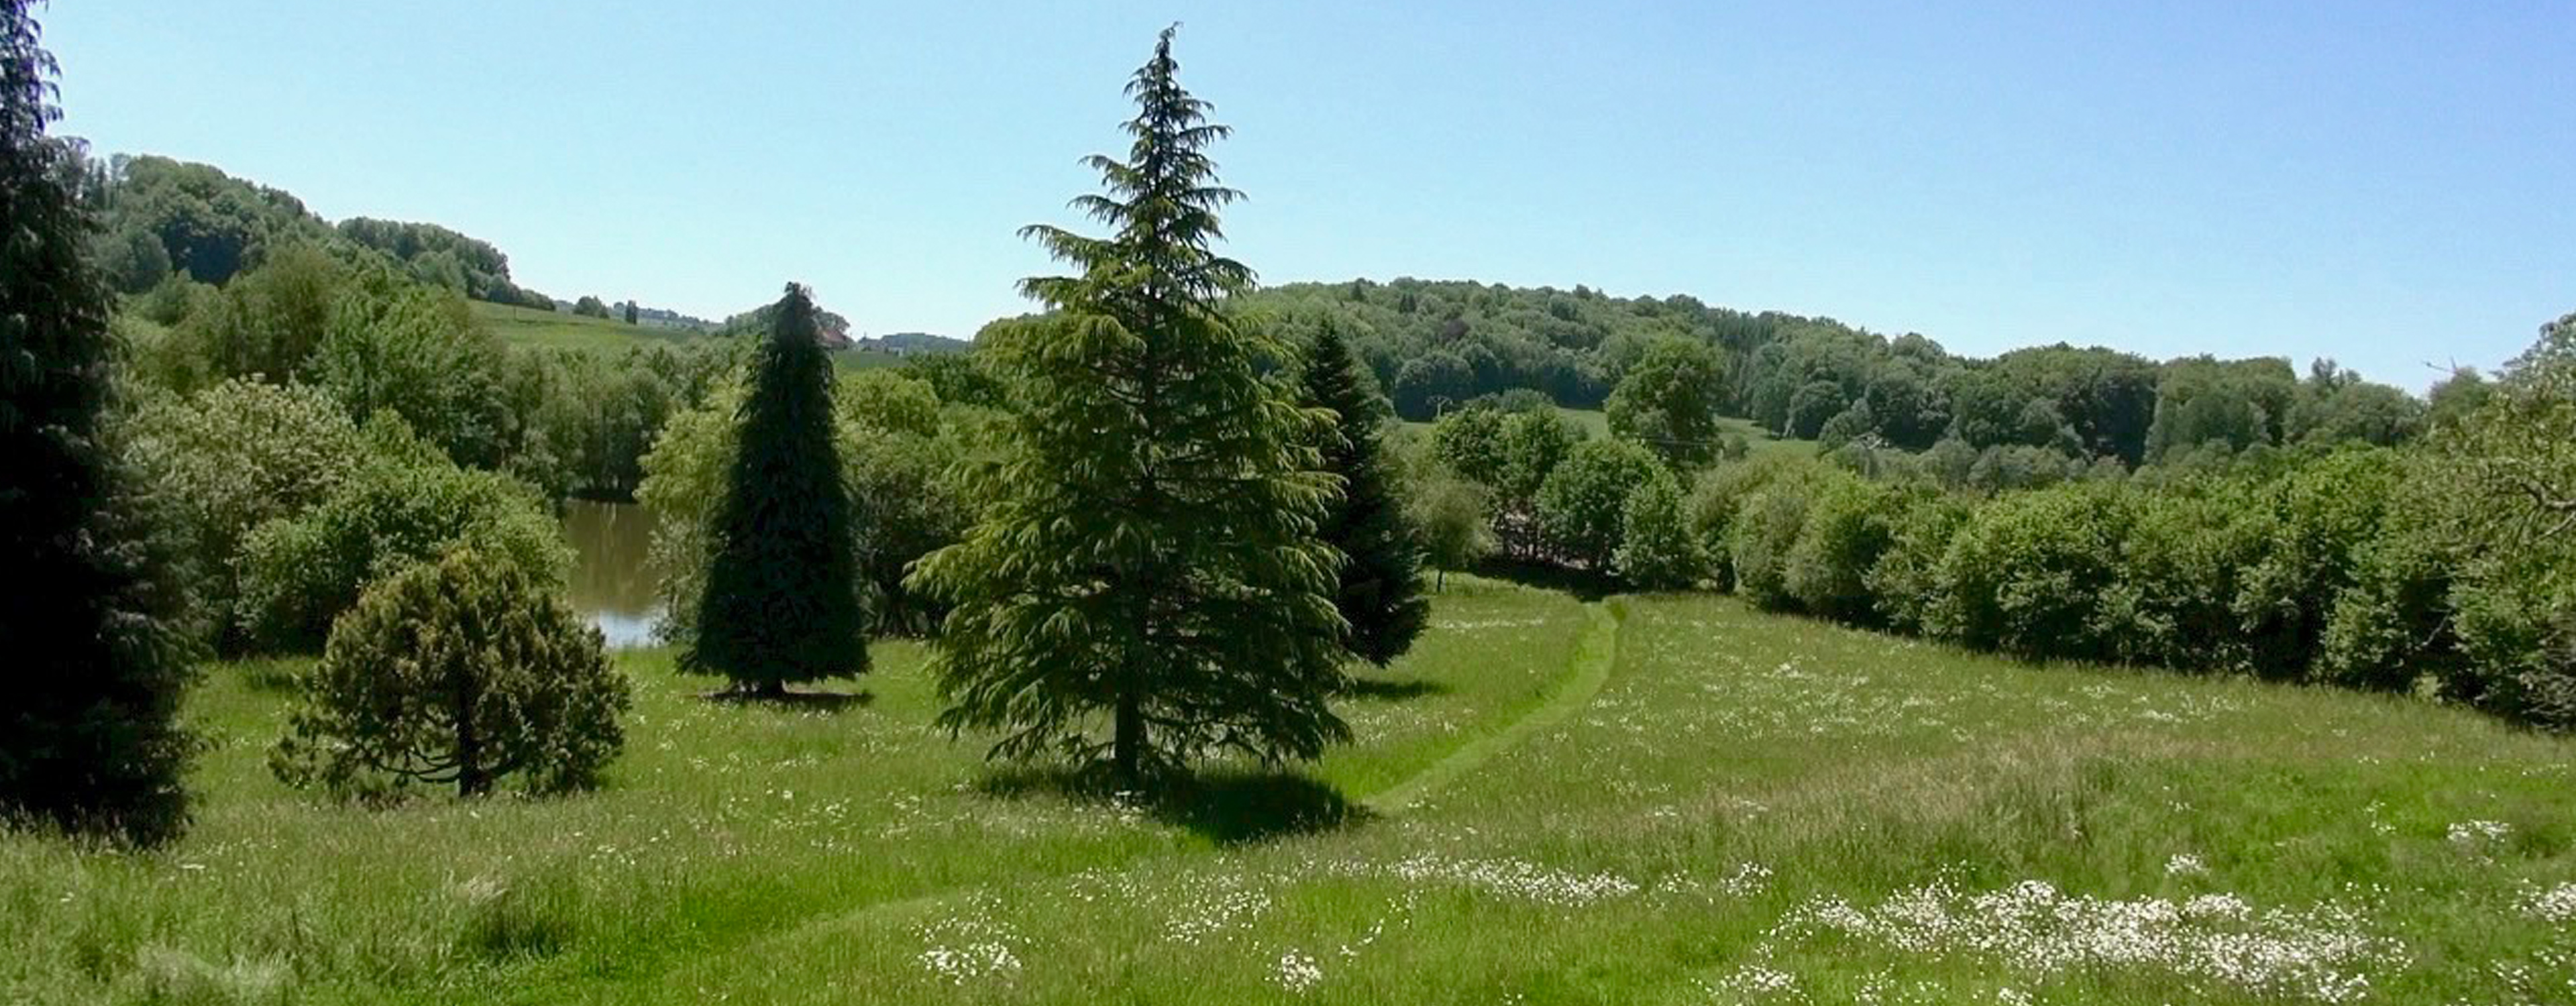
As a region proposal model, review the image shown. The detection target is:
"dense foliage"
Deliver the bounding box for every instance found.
[682,284,870,695]
[232,425,570,653]
[272,548,630,799]
[912,27,1349,783]
[0,1,195,845]
[1295,324,1428,665]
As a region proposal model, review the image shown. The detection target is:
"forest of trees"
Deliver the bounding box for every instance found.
[1248,277,2443,473]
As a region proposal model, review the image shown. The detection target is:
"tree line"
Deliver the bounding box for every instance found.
[1405,313,2576,730]
[1250,277,2456,476]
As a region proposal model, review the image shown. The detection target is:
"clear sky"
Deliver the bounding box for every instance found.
[42,1,2575,388]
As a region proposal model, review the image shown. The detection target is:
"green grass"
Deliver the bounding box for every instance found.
[8,585,2573,1003]
[472,301,702,353]
[1401,406,1821,460]
[471,301,913,372]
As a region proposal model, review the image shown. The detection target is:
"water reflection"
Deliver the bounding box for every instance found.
[562,500,664,648]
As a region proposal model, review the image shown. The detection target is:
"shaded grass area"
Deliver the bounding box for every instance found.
[7,585,2574,1003]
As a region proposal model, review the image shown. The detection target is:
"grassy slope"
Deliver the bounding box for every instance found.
[7,588,2572,1003]
[472,300,909,371]
[1403,407,1821,460]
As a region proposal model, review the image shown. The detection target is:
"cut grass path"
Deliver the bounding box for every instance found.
[1366,600,1623,814]
[625,596,1625,998]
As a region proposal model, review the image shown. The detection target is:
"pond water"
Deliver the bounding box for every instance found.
[561,500,665,648]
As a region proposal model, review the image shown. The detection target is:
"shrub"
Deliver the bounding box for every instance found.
[272,549,629,799]
[1688,454,1818,590]
[1866,489,1974,634]
[1534,438,1660,571]
[2447,575,2576,731]
[234,455,568,653]
[1927,483,2133,661]
[122,380,366,651]
[2094,480,2266,671]
[2230,450,2403,679]
[1782,473,1896,622]
[1727,479,1817,610]
[2316,512,2457,693]
[1613,467,1701,589]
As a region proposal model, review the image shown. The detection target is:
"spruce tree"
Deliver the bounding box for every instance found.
[1295,323,1429,665]
[682,284,867,695]
[0,0,196,844]
[912,26,1349,785]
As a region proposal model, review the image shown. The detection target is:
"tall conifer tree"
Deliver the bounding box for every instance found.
[0,0,196,844]
[1295,324,1428,665]
[912,26,1349,784]
[683,284,867,695]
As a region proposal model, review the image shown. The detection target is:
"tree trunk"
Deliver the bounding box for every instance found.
[1113,689,1143,786]
[757,677,786,699]
[455,677,488,797]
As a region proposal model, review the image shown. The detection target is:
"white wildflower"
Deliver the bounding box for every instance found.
[2522,882,2576,924]
[1273,949,1324,993]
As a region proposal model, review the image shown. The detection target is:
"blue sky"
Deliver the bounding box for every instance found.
[43,1,2575,388]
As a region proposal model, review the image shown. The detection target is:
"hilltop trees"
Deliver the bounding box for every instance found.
[683,284,869,696]
[912,27,1349,784]
[0,0,196,844]
[1296,325,1429,665]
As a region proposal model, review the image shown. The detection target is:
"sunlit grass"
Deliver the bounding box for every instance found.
[6,588,2571,1003]
[470,300,915,372]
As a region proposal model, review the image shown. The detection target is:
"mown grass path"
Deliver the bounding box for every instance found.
[621,595,1626,1000]
[1365,599,1623,814]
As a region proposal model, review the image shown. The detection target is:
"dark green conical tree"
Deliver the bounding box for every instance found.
[682,283,867,695]
[1,0,197,844]
[1296,323,1429,666]
[911,26,1349,785]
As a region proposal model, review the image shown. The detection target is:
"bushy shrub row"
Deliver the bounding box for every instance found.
[1693,446,2573,730]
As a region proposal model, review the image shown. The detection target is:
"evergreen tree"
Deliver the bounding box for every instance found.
[911,26,1349,785]
[1295,324,1429,665]
[0,0,197,844]
[682,284,867,695]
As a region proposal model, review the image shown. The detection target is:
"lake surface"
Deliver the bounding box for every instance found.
[562,500,664,648]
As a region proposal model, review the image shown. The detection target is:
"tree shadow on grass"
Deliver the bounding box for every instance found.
[975,765,1371,846]
[698,688,873,712]
[1340,677,1450,702]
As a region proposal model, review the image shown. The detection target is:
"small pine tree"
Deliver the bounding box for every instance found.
[1296,325,1429,665]
[682,284,868,695]
[273,548,631,799]
[911,26,1348,785]
[0,1,197,844]
[1614,469,1702,590]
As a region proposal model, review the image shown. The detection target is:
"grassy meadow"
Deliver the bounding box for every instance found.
[7,581,2573,1004]
[471,301,912,372]
[1401,408,1820,461]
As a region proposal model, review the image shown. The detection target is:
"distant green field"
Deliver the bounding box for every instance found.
[473,301,913,372]
[11,583,2571,1003]
[472,301,701,353]
[1403,406,1820,459]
